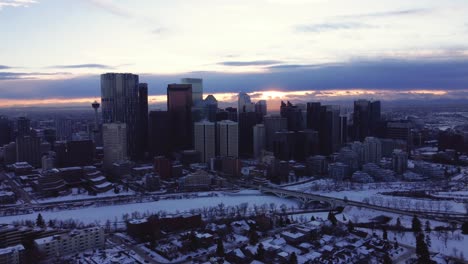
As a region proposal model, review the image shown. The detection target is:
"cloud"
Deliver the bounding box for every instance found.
[2,57,468,102]
[85,0,132,17]
[49,63,113,69]
[219,60,283,66]
[342,8,430,19]
[0,71,70,80]
[0,0,37,10]
[0,65,13,69]
[296,22,373,32]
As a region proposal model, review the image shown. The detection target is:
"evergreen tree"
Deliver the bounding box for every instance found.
[412,215,422,233]
[383,228,388,240]
[310,216,316,221]
[255,243,265,261]
[347,221,354,232]
[189,231,199,250]
[416,233,431,264]
[396,217,402,231]
[249,226,259,245]
[289,252,298,264]
[461,222,468,235]
[328,211,337,226]
[383,253,392,264]
[36,213,45,228]
[216,238,224,257]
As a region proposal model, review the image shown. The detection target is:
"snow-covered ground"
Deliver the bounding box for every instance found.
[0,190,297,224]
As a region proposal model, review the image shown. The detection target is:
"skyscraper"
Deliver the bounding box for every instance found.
[254,100,267,123]
[194,121,216,163]
[238,93,254,114]
[238,112,257,157]
[102,123,127,170]
[55,119,72,141]
[101,73,146,160]
[204,95,218,122]
[253,124,266,159]
[217,120,238,157]
[16,135,41,168]
[280,101,304,131]
[167,84,193,150]
[138,83,149,158]
[264,115,287,151]
[181,78,203,106]
[148,111,171,157]
[306,102,322,131]
[17,117,31,137]
[0,116,13,146]
[353,99,381,141]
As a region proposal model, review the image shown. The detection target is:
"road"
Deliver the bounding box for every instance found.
[0,171,33,203]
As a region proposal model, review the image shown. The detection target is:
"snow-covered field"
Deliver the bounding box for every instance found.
[0,190,297,224]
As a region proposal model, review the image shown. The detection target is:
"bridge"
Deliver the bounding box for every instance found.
[258,186,468,223]
[258,186,347,209]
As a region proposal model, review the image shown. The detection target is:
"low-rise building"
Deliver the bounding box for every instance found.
[34,227,105,260]
[0,244,24,264]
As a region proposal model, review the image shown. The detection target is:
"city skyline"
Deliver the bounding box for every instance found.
[1,0,468,107]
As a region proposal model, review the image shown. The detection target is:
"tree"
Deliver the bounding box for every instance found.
[328,211,337,226]
[249,226,259,245]
[347,221,354,232]
[462,222,468,235]
[395,217,402,230]
[383,253,392,264]
[416,233,431,264]
[289,252,298,264]
[36,213,45,228]
[216,238,224,257]
[412,215,422,234]
[383,228,388,240]
[255,243,265,261]
[189,231,199,250]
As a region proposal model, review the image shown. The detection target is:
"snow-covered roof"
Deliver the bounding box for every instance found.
[0,244,24,255]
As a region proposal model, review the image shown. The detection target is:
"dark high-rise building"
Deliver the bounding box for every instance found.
[353,99,381,141]
[295,129,319,161]
[255,100,267,123]
[0,116,13,146]
[148,111,171,157]
[16,117,31,137]
[167,84,193,150]
[319,105,341,155]
[273,130,295,160]
[339,115,348,145]
[55,140,94,167]
[138,83,149,158]
[101,73,146,160]
[204,95,218,122]
[238,112,258,157]
[280,101,303,131]
[16,135,41,167]
[43,128,56,145]
[55,119,73,141]
[264,115,287,151]
[216,107,237,122]
[306,102,322,131]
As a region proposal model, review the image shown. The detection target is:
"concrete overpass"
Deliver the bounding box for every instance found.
[258,186,468,222]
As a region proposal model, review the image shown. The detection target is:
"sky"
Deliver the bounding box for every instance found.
[1,0,468,108]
